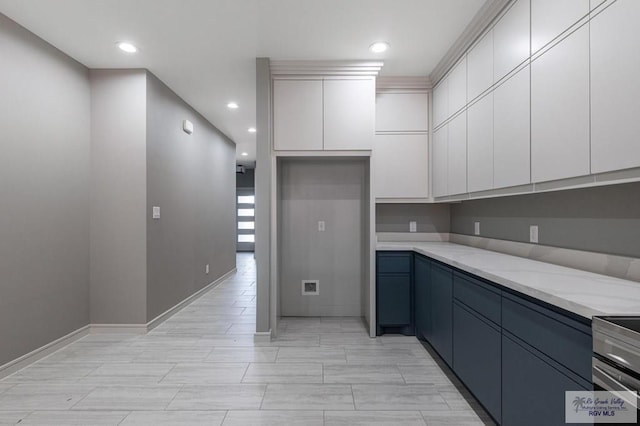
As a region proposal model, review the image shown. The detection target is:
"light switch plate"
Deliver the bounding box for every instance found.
[152,206,160,219]
[409,221,417,233]
[205,264,209,274]
[530,225,539,243]
[474,222,480,235]
[318,221,325,232]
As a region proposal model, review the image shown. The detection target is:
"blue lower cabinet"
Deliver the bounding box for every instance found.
[414,255,431,341]
[430,262,453,366]
[453,303,501,423]
[376,252,414,336]
[502,335,589,426]
[377,274,411,326]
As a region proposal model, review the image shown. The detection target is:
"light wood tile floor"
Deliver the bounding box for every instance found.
[0,253,494,425]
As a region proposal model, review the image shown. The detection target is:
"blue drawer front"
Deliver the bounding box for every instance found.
[377,252,412,274]
[453,272,501,325]
[502,296,592,381]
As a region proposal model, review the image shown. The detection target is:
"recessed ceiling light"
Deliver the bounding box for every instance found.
[248,127,256,133]
[117,42,138,53]
[369,41,389,53]
[227,102,239,109]
[241,152,248,156]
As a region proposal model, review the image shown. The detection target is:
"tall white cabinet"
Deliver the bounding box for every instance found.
[373,88,429,200]
[431,0,640,200]
[590,0,640,174]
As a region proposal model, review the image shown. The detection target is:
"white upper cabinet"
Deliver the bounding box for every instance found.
[531,26,590,183]
[493,0,530,81]
[467,93,494,192]
[373,134,428,199]
[531,0,589,53]
[591,0,640,174]
[273,79,323,151]
[375,93,428,132]
[324,79,375,150]
[590,0,607,10]
[447,112,468,196]
[493,66,530,188]
[448,57,467,117]
[467,31,494,102]
[433,125,448,197]
[433,78,449,128]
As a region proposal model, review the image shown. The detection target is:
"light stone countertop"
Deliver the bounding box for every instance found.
[377,241,640,319]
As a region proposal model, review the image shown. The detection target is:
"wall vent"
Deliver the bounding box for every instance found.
[301,280,319,296]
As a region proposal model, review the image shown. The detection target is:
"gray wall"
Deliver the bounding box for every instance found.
[236,168,255,189]
[376,203,451,233]
[146,72,236,322]
[450,182,640,258]
[90,69,148,325]
[255,58,272,333]
[279,159,367,316]
[0,14,90,365]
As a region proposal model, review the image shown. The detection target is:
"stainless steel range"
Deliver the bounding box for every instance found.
[592,316,640,411]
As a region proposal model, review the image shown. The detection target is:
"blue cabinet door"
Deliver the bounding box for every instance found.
[377,274,411,326]
[414,254,431,341]
[502,335,589,426]
[430,262,453,366]
[453,303,501,423]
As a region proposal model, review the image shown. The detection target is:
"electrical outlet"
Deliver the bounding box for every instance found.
[409,221,417,233]
[474,221,480,236]
[318,221,325,232]
[529,225,539,243]
[205,264,209,274]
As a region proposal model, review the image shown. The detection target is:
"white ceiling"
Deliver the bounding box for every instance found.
[0,0,486,165]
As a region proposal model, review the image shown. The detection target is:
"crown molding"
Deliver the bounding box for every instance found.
[376,76,432,91]
[270,60,384,76]
[430,0,512,86]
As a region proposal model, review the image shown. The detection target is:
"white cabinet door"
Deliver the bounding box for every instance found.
[447,112,468,196]
[375,93,428,132]
[373,134,428,199]
[433,78,449,128]
[273,79,323,151]
[448,57,467,117]
[433,125,448,197]
[493,0,530,81]
[531,26,589,183]
[468,93,494,192]
[591,0,640,173]
[493,66,530,188]
[531,0,589,53]
[467,31,494,102]
[324,79,375,150]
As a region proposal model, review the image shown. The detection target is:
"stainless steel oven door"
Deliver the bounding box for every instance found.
[593,357,640,409]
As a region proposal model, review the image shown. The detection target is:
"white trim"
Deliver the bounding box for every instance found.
[430,0,511,84]
[89,324,147,334]
[0,325,90,379]
[270,60,383,76]
[146,268,237,331]
[376,76,432,91]
[275,150,372,158]
[253,330,272,342]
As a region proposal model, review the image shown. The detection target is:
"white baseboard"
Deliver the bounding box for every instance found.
[0,324,90,380]
[146,268,237,331]
[89,324,148,334]
[254,330,272,342]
